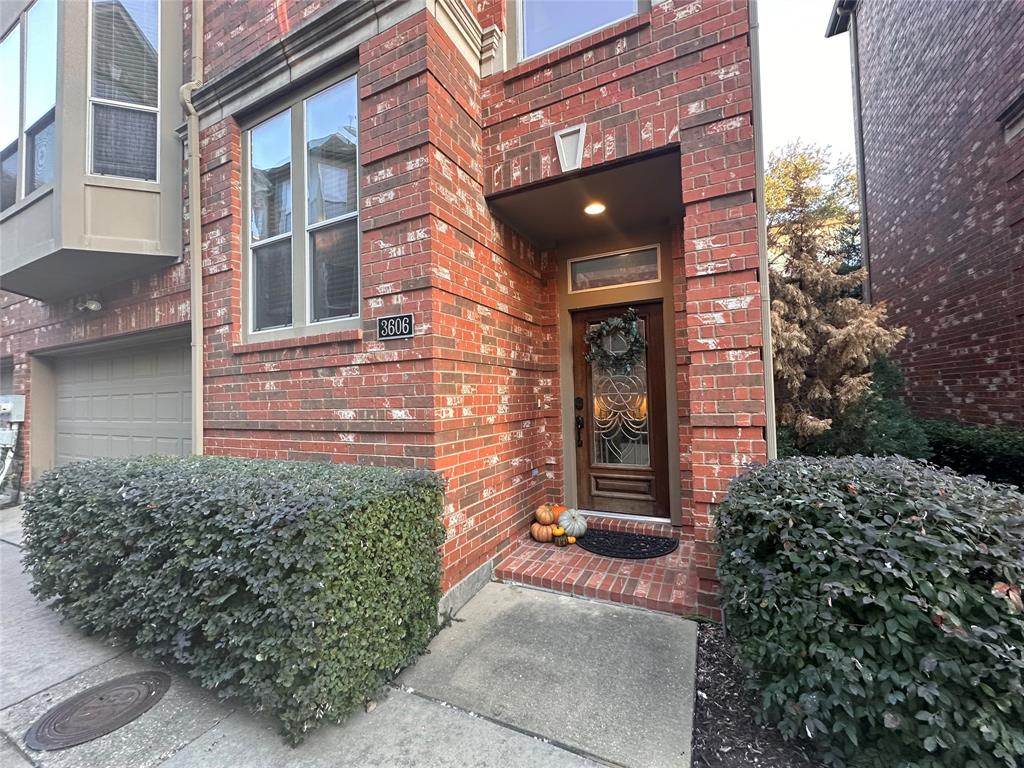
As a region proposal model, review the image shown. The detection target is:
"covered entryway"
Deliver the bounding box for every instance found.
[52,333,191,464]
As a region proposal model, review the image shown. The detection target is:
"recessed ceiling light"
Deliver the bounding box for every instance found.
[584,202,606,215]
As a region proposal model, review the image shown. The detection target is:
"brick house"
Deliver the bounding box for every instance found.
[827,0,1024,428]
[1,0,771,617]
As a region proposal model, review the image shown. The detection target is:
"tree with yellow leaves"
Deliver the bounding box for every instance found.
[767,142,904,448]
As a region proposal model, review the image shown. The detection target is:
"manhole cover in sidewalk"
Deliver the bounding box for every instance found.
[24,671,171,751]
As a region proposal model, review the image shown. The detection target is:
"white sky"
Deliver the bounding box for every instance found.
[758,0,857,161]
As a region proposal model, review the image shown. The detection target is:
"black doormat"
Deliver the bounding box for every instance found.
[577,529,678,560]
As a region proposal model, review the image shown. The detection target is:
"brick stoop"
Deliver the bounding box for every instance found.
[494,516,717,619]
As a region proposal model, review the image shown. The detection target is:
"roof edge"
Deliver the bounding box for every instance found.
[825,0,859,37]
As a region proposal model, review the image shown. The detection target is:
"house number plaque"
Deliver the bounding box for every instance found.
[377,313,415,340]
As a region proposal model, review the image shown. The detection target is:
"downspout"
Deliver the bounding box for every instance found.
[748,0,777,459]
[847,10,872,302]
[179,0,204,455]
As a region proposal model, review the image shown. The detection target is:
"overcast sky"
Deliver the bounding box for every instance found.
[758,0,857,161]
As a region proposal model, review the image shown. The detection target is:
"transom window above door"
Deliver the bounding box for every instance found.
[518,0,643,61]
[246,74,359,338]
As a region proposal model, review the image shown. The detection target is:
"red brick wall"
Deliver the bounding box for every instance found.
[480,0,766,613]
[2,0,767,610]
[855,0,1024,427]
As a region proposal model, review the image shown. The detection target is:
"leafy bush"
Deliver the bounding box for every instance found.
[920,419,1024,488]
[717,456,1024,768]
[23,456,445,743]
[779,359,930,460]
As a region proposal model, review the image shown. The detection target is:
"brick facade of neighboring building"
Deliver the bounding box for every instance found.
[830,0,1024,427]
[2,0,769,616]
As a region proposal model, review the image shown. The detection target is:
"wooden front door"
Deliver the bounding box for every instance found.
[572,301,669,517]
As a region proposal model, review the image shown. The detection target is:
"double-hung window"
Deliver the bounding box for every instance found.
[1,0,57,213]
[247,75,360,337]
[89,0,159,181]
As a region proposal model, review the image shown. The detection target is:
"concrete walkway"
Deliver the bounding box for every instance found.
[0,508,697,767]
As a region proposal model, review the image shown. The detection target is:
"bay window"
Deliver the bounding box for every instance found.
[247,75,360,337]
[1,0,57,212]
[90,0,159,180]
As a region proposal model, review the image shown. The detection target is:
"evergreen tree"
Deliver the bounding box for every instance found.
[766,143,904,447]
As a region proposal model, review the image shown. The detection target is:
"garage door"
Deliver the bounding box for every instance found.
[55,339,191,464]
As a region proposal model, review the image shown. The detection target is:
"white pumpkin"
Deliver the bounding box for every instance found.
[558,509,587,538]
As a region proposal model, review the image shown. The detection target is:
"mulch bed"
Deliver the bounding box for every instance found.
[692,623,823,768]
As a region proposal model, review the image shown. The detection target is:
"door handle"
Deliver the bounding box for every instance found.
[575,415,585,448]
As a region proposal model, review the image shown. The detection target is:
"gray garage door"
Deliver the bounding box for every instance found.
[55,340,191,464]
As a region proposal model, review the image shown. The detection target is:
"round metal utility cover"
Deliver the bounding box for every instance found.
[24,671,171,751]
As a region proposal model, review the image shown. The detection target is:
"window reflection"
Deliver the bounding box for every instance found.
[306,79,358,225]
[521,0,637,59]
[250,110,292,242]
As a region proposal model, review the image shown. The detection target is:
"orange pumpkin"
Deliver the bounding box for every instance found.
[530,522,554,543]
[534,504,557,525]
[550,503,569,516]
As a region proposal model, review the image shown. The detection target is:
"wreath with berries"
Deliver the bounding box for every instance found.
[583,308,647,375]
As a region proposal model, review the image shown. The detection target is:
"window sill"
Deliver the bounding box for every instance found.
[0,185,54,224]
[232,326,363,355]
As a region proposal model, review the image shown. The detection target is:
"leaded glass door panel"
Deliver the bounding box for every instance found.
[572,302,669,517]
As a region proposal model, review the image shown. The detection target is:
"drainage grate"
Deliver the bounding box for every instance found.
[24,672,171,751]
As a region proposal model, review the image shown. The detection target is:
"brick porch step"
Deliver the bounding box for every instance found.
[494,516,702,616]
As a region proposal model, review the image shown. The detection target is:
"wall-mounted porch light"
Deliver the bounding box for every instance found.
[584,202,606,216]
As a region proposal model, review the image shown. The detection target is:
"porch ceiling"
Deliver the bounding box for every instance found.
[487,150,682,248]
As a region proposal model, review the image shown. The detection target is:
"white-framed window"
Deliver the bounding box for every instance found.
[568,245,661,294]
[1,0,58,212]
[518,0,640,61]
[89,0,159,181]
[246,74,360,337]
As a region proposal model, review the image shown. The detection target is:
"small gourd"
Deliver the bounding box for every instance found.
[530,522,554,543]
[534,504,557,525]
[558,509,588,538]
[553,534,569,547]
[566,535,576,545]
[552,526,565,537]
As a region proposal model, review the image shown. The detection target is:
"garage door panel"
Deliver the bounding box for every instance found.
[55,338,191,464]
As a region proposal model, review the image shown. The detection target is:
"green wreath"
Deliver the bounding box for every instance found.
[584,308,647,375]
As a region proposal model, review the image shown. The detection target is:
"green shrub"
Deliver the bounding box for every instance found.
[780,359,930,460]
[22,456,445,743]
[717,456,1024,768]
[920,419,1024,487]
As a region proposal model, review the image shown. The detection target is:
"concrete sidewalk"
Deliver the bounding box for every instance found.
[0,507,696,767]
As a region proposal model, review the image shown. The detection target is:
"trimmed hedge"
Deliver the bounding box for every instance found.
[920,419,1024,488]
[23,456,445,743]
[717,456,1024,768]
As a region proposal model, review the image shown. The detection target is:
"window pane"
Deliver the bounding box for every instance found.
[91,0,159,107]
[310,219,358,322]
[1,145,17,211]
[253,239,293,330]
[521,0,636,58]
[25,0,58,127]
[570,248,659,292]
[306,78,358,225]
[92,103,157,179]
[0,25,19,149]
[27,112,56,191]
[250,110,292,242]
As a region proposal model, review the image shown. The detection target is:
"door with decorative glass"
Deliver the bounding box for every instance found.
[571,302,669,517]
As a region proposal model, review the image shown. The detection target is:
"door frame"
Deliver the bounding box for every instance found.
[555,227,682,525]
[572,300,670,517]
